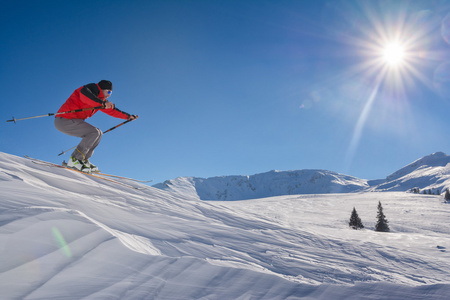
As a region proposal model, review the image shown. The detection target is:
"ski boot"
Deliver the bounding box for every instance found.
[67,156,91,173]
[85,159,99,173]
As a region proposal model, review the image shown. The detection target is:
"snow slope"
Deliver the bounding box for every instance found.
[154,152,450,200]
[1,152,450,299]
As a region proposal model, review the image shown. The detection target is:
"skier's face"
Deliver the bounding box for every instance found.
[102,89,112,99]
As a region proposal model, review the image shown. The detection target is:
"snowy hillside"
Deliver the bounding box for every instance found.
[154,152,450,200]
[373,152,450,193]
[1,152,450,299]
[153,170,369,201]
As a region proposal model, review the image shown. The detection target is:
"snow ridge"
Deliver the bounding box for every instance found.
[386,152,450,182]
[154,152,450,200]
[375,152,450,192]
[154,169,369,200]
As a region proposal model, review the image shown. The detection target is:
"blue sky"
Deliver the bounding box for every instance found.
[2,0,450,184]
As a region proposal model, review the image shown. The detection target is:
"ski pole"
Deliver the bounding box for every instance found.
[103,118,134,134]
[6,106,105,123]
[57,118,136,156]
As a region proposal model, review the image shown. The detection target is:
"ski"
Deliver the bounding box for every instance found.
[95,173,152,183]
[24,156,148,190]
[25,155,150,183]
[60,160,152,183]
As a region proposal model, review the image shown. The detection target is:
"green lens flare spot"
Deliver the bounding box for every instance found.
[52,227,72,258]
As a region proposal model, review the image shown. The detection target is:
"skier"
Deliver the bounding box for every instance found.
[55,80,138,173]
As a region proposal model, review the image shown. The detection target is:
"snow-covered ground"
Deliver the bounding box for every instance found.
[1,152,449,299]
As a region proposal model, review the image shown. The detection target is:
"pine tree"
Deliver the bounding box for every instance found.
[375,201,390,232]
[349,207,364,230]
[445,189,450,202]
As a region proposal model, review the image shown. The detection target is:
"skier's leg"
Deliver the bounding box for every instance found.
[55,117,103,161]
[84,130,102,160]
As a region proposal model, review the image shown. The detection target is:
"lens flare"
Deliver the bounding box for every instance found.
[433,62,450,99]
[52,227,72,258]
[344,81,381,169]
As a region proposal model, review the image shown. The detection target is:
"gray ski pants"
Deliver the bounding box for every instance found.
[54,117,103,161]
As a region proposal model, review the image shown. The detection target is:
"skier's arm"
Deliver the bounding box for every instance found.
[101,105,137,120]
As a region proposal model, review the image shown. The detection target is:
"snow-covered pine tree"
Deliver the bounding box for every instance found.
[349,207,364,230]
[375,201,390,232]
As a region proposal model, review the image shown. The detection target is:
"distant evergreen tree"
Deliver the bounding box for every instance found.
[445,189,450,202]
[375,201,390,232]
[349,207,364,230]
[411,187,420,194]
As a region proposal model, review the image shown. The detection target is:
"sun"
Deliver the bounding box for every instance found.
[382,42,405,66]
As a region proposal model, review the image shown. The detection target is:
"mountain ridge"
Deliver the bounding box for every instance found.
[154,152,450,200]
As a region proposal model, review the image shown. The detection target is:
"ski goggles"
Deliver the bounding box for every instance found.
[105,90,112,95]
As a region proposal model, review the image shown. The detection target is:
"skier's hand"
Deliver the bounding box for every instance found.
[104,101,115,109]
[129,115,138,120]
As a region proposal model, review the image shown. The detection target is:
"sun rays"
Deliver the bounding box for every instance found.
[334,2,437,173]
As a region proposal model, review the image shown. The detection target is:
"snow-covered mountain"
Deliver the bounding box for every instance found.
[372,152,450,193]
[1,152,450,299]
[154,170,369,200]
[154,152,450,200]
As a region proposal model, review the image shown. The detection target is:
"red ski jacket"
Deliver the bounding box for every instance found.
[56,83,131,120]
